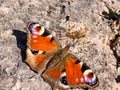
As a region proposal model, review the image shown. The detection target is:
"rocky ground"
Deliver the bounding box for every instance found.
[0,0,120,90]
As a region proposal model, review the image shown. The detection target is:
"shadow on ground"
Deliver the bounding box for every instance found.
[12,30,27,62]
[115,75,120,83]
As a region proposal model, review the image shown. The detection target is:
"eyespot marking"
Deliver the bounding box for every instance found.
[58,72,70,89]
[84,69,97,86]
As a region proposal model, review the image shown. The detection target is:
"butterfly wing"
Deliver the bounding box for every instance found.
[42,47,99,90]
[26,22,61,51]
[64,55,99,89]
[25,22,61,73]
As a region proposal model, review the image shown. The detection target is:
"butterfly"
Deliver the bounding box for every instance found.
[25,22,99,90]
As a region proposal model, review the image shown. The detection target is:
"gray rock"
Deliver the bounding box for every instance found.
[0,0,120,90]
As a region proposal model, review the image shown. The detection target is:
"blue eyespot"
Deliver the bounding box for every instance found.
[85,76,97,86]
[60,76,68,85]
[29,23,37,33]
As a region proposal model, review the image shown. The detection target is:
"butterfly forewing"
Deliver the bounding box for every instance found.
[26,22,60,51]
[64,55,99,89]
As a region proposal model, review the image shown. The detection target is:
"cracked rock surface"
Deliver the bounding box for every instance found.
[0,0,120,90]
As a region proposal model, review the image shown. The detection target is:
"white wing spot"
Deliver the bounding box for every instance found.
[32,35,37,38]
[79,62,83,67]
[47,35,52,38]
[27,48,33,55]
[33,40,37,43]
[38,51,44,54]
[61,72,66,77]
[80,77,84,83]
[76,78,78,82]
[84,69,93,76]
[34,24,40,28]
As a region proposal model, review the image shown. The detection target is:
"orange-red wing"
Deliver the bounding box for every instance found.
[43,68,61,79]
[30,35,59,51]
[26,48,54,74]
[26,22,60,52]
[25,22,61,73]
[65,57,85,85]
[42,66,63,89]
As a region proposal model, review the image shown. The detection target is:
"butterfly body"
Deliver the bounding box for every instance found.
[25,22,99,90]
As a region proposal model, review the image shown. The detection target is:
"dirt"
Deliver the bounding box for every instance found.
[0,0,120,90]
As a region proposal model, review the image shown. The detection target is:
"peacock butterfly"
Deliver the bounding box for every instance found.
[25,22,99,90]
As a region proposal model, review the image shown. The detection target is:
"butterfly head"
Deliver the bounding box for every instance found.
[28,22,45,35]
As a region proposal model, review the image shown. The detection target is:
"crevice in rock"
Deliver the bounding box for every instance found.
[110,33,120,82]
